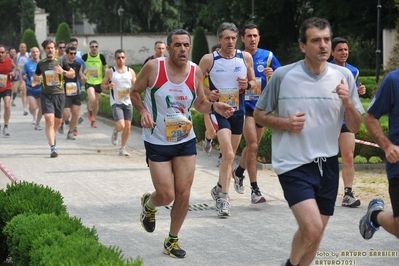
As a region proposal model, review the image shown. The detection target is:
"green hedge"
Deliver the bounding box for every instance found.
[0,182,142,265]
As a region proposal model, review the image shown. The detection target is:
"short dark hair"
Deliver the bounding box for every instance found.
[240,24,259,37]
[56,40,65,47]
[298,17,332,44]
[69,37,78,43]
[65,44,76,53]
[154,41,165,46]
[89,40,98,46]
[114,49,125,56]
[166,29,191,46]
[41,39,55,49]
[211,44,221,52]
[331,37,349,51]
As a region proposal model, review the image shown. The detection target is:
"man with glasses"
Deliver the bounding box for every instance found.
[82,40,108,128]
[0,45,17,136]
[34,39,75,158]
[101,49,136,156]
[56,41,66,58]
[59,44,86,140]
[69,38,83,58]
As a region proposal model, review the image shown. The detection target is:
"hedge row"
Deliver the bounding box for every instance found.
[0,182,142,265]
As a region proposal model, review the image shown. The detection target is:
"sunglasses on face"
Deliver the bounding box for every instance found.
[69,52,76,55]
[90,45,98,48]
[58,46,65,49]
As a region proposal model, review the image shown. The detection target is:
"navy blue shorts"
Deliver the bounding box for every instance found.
[27,87,41,98]
[85,83,102,94]
[144,138,197,164]
[245,107,263,128]
[389,176,399,217]
[214,113,244,135]
[278,156,339,216]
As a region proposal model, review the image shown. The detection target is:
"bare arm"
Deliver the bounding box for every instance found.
[100,69,113,91]
[130,60,156,128]
[254,108,306,133]
[336,79,362,133]
[193,66,234,118]
[198,53,220,101]
[364,112,399,164]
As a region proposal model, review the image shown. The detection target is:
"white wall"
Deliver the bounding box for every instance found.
[383,28,395,69]
[46,34,219,66]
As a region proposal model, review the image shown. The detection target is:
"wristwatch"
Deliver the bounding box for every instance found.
[63,70,66,75]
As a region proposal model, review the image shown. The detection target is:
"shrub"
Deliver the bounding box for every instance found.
[0,182,67,262]
[30,231,142,266]
[3,213,97,265]
[21,29,40,51]
[55,22,72,45]
[192,26,209,65]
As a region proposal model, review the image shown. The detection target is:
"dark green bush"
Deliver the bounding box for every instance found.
[55,22,71,44]
[30,231,142,266]
[3,213,97,266]
[192,26,209,65]
[0,182,67,262]
[21,29,40,51]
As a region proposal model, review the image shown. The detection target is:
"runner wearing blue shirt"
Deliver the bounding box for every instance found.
[232,24,281,204]
[22,47,42,130]
[330,37,366,208]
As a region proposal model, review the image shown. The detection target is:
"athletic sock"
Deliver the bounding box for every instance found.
[12,92,17,100]
[168,232,178,241]
[371,210,382,227]
[235,165,245,177]
[145,197,156,211]
[344,187,352,195]
[250,182,259,190]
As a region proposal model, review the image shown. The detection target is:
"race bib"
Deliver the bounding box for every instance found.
[116,86,130,102]
[165,113,192,142]
[245,77,261,101]
[44,70,60,86]
[219,87,239,111]
[87,67,99,78]
[30,76,39,87]
[65,82,78,96]
[0,74,7,88]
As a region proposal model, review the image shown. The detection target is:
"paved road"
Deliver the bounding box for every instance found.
[0,99,398,266]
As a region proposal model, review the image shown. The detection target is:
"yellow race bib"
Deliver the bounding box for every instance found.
[165,113,192,142]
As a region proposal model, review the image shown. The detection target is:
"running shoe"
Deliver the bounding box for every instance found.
[217,154,222,167]
[210,185,220,200]
[342,192,361,207]
[251,188,266,204]
[31,118,36,125]
[202,138,212,155]
[67,132,76,140]
[78,116,84,124]
[2,126,10,137]
[11,101,15,107]
[88,110,94,122]
[91,121,98,128]
[216,197,230,217]
[23,109,28,116]
[119,147,129,156]
[163,238,186,258]
[64,119,70,125]
[58,123,64,134]
[359,198,384,240]
[73,127,78,136]
[50,146,58,158]
[35,124,41,130]
[111,129,118,145]
[140,193,157,232]
[232,167,245,194]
